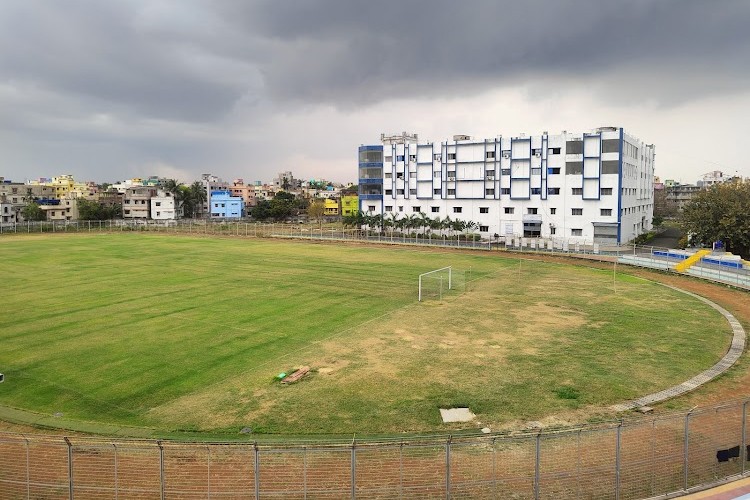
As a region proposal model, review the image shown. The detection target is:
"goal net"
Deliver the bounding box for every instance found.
[419,266,472,301]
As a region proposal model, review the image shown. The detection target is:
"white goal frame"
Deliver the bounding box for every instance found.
[418,266,452,301]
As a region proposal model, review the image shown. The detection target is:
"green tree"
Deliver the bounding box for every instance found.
[307,199,325,220]
[681,181,750,259]
[21,202,46,221]
[77,199,104,220]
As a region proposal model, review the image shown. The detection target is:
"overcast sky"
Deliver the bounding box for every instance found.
[1,0,748,185]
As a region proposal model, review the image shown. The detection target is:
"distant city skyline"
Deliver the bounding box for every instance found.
[1,1,748,185]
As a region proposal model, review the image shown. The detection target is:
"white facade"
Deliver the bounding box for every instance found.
[359,127,655,244]
[150,190,177,220]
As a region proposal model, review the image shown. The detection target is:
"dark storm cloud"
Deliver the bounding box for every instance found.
[0,0,748,182]
[0,1,259,122]
[221,0,750,106]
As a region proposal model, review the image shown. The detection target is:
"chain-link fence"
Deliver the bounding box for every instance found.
[1,399,749,498]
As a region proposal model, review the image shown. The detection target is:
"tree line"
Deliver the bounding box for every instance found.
[342,211,479,238]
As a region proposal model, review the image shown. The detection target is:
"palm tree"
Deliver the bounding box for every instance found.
[442,216,453,238]
[418,212,429,237]
[189,181,207,218]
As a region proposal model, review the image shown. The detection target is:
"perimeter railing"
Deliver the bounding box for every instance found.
[1,398,750,498]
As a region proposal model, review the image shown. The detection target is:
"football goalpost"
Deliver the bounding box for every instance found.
[418,266,452,301]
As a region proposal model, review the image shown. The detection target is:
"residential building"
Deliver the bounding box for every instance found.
[697,170,727,188]
[665,183,701,210]
[150,190,177,220]
[41,197,78,221]
[209,190,243,218]
[323,198,339,216]
[0,194,18,223]
[273,171,298,191]
[341,195,359,217]
[123,187,156,219]
[358,127,655,244]
[230,179,257,213]
[202,174,230,217]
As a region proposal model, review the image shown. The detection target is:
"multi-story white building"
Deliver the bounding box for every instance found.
[358,127,655,244]
[150,189,177,220]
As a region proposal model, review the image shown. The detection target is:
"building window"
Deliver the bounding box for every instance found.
[550,227,556,235]
[600,188,613,195]
[479,225,489,232]
[548,187,560,195]
[431,206,440,213]
[385,206,393,212]
[410,171,417,178]
[447,153,456,160]
[368,205,375,211]
[434,154,441,161]
[572,188,583,195]
[447,189,456,195]
[409,155,416,162]
[485,170,495,178]
[385,189,393,195]
[453,207,462,213]
[485,188,495,196]
[384,172,392,178]
[548,147,561,154]
[572,208,583,215]
[571,228,583,236]
[447,170,456,178]
[434,171,441,178]
[385,156,392,163]
[412,206,421,212]
[396,172,404,179]
[527,208,538,215]
[601,209,612,216]
[504,207,514,214]
[531,188,541,195]
[398,206,404,212]
[433,188,441,195]
[501,169,511,176]
[548,167,561,174]
[531,168,541,175]
[397,189,405,195]
[532,148,541,156]
[409,189,417,195]
[550,208,557,214]
[486,151,495,159]
[396,155,405,161]
[501,188,510,195]
[156,211,161,217]
[479,207,489,213]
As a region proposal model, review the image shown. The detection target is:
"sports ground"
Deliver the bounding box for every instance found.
[0,233,733,437]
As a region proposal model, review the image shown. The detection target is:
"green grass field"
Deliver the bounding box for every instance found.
[0,234,731,437]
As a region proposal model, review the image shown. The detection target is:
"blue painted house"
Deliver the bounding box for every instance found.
[210,190,244,219]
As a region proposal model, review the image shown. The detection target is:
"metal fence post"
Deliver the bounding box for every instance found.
[534,433,541,500]
[25,437,30,500]
[254,443,260,500]
[64,437,73,500]
[684,412,691,491]
[615,422,622,500]
[743,401,748,475]
[158,440,165,500]
[446,436,452,499]
[351,438,357,499]
[113,443,119,500]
